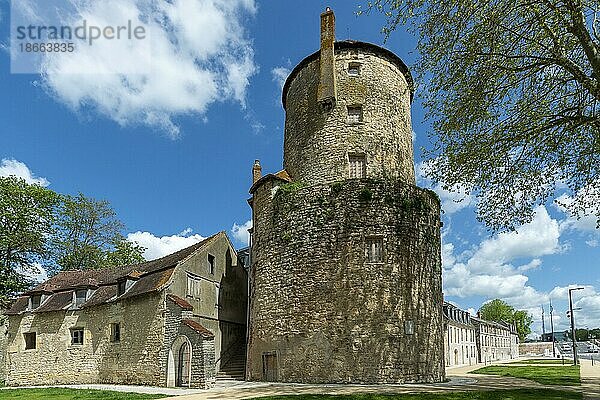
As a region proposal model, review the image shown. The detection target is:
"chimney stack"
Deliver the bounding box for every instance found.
[317,7,337,111]
[252,160,262,184]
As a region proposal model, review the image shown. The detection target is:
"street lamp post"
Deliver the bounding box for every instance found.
[568,287,584,365]
[550,300,556,358]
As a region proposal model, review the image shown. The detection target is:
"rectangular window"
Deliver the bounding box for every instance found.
[348,154,366,179]
[366,237,383,263]
[208,254,215,275]
[71,328,84,345]
[75,289,87,307]
[186,274,201,298]
[215,284,221,308]
[348,62,360,76]
[110,323,121,342]
[404,320,415,335]
[24,332,36,350]
[30,295,41,310]
[347,106,363,123]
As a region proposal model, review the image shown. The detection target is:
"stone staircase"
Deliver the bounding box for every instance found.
[216,346,246,382]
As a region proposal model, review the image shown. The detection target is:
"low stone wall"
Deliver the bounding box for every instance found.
[519,342,555,357]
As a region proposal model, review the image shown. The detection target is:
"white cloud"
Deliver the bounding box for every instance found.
[231,219,252,246]
[37,0,257,138]
[416,161,475,214]
[0,159,49,186]
[575,293,600,328]
[127,229,206,260]
[271,67,290,90]
[466,206,561,275]
[443,207,561,308]
[555,182,600,234]
[19,262,49,284]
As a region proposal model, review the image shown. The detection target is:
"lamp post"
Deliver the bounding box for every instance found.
[568,287,584,365]
[550,300,556,357]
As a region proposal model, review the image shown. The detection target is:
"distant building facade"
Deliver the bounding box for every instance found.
[472,316,519,363]
[443,302,478,367]
[3,232,247,388]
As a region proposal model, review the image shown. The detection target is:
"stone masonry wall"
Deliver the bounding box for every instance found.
[248,179,445,383]
[0,316,7,384]
[5,292,165,386]
[283,48,414,186]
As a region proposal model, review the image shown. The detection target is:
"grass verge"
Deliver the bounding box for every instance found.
[509,359,567,365]
[470,365,580,386]
[0,388,167,400]
[252,388,581,399]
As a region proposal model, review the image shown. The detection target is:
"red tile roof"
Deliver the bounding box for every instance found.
[167,294,193,311]
[5,233,222,315]
[182,319,214,338]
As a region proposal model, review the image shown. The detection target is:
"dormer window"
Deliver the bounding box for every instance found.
[75,289,87,308]
[117,280,127,296]
[30,295,41,310]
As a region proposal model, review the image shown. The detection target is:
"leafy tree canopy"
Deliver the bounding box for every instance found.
[51,193,145,272]
[361,0,600,231]
[0,177,59,306]
[0,178,145,304]
[479,299,534,341]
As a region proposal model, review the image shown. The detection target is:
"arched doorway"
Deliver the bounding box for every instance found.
[177,341,191,387]
[168,336,193,387]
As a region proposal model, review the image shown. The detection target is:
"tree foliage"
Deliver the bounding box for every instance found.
[479,299,534,341]
[0,178,145,303]
[0,177,58,306]
[362,0,600,231]
[51,193,145,272]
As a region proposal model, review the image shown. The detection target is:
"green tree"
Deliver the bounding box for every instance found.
[51,193,144,271]
[104,239,146,268]
[479,299,533,341]
[513,309,534,342]
[0,177,58,305]
[362,0,600,231]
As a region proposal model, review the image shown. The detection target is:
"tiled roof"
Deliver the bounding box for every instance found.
[182,319,214,338]
[249,169,292,194]
[34,292,72,313]
[5,233,221,315]
[167,294,193,311]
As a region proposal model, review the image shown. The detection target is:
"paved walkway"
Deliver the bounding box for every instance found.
[2,357,596,399]
[580,359,600,400]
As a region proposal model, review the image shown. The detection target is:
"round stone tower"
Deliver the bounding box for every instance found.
[247,8,445,384]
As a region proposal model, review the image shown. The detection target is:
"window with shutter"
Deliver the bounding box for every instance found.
[348,154,366,178]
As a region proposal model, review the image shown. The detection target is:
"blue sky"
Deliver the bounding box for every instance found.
[0,0,598,337]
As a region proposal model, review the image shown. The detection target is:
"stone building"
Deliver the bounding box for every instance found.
[247,8,445,384]
[0,315,6,383]
[472,316,519,363]
[3,232,247,388]
[442,302,478,367]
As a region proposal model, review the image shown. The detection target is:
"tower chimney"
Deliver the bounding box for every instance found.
[317,7,337,111]
[252,160,262,184]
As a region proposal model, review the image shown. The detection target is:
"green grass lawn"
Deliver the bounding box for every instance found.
[252,389,581,400]
[509,359,567,365]
[470,365,581,386]
[0,388,167,400]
